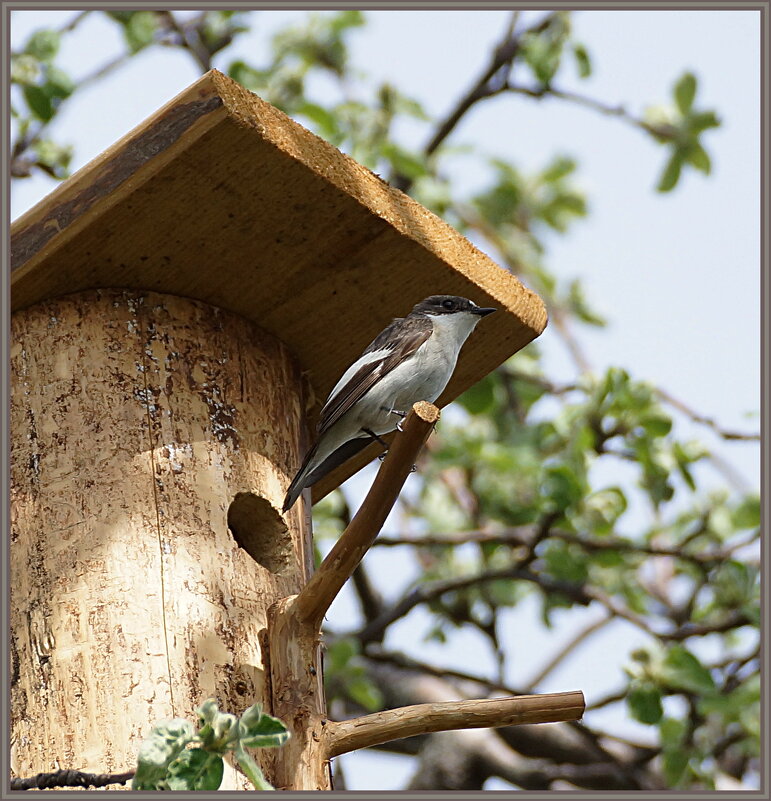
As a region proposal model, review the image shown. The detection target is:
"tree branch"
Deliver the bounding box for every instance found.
[391,11,559,192]
[374,524,742,567]
[362,644,522,697]
[10,769,134,791]
[654,387,760,442]
[293,402,440,628]
[355,566,595,644]
[323,691,585,758]
[504,83,678,142]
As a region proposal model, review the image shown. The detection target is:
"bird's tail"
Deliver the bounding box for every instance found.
[282,441,321,512]
[282,437,377,512]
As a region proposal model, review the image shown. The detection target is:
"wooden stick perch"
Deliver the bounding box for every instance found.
[322,691,586,758]
[292,401,440,628]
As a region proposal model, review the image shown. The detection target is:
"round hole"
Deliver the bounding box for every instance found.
[227,492,292,574]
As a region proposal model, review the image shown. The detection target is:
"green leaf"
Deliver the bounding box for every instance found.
[24,29,60,61]
[166,748,224,791]
[543,541,588,584]
[132,719,195,790]
[23,84,54,122]
[673,72,697,115]
[327,638,359,670]
[234,743,275,791]
[659,645,716,694]
[105,10,135,24]
[45,66,76,99]
[542,463,584,511]
[627,682,663,724]
[196,699,238,750]
[662,749,690,786]
[238,706,290,749]
[583,486,627,534]
[541,155,576,183]
[228,60,271,92]
[688,110,721,134]
[381,142,429,180]
[572,43,592,78]
[657,152,683,192]
[458,374,496,415]
[329,9,365,33]
[347,676,384,711]
[673,442,697,491]
[731,494,760,529]
[34,139,73,178]
[640,414,672,437]
[712,560,757,607]
[685,142,711,174]
[566,279,606,327]
[297,101,340,138]
[11,54,41,85]
[124,11,159,53]
[659,716,687,748]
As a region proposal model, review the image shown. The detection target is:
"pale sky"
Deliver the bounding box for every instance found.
[10,8,761,791]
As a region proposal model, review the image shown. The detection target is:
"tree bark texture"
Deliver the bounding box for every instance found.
[10,289,323,789]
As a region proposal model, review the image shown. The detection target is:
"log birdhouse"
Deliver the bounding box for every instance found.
[10,70,581,791]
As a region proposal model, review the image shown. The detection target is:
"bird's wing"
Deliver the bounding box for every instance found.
[317,315,433,435]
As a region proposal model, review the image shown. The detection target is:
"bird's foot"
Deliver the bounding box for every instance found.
[410,463,417,473]
[391,409,408,431]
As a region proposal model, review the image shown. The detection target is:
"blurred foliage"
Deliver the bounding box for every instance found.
[10,8,757,792]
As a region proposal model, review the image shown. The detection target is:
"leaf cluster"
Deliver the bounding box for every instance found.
[626,642,759,787]
[132,699,289,791]
[645,72,721,192]
[11,28,74,177]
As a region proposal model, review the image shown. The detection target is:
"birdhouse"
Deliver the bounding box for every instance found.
[10,70,576,791]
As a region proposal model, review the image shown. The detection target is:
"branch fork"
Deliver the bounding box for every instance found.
[265,402,585,789]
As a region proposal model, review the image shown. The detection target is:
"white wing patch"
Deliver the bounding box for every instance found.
[323,347,393,413]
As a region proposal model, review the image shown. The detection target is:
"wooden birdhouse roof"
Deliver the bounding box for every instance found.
[10,69,547,499]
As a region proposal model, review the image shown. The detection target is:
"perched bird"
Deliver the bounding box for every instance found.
[282,294,496,512]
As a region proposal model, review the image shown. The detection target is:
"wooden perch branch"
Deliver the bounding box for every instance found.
[292,402,440,628]
[265,402,440,789]
[323,691,586,758]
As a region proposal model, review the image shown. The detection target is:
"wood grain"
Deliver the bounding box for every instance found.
[324,691,586,758]
[9,289,314,788]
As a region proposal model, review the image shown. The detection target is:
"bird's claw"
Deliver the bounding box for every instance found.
[410,463,417,473]
[392,410,407,432]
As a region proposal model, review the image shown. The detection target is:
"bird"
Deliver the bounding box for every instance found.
[282,294,497,512]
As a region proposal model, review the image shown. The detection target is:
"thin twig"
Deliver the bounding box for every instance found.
[355,566,596,644]
[391,11,558,192]
[506,83,666,137]
[524,613,613,689]
[585,688,627,711]
[155,10,213,71]
[374,525,744,567]
[58,10,91,34]
[661,610,755,642]
[362,644,523,697]
[654,387,760,442]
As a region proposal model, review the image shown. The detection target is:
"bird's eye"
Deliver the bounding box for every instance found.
[442,299,454,310]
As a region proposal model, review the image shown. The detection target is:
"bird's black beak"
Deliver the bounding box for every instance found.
[473,306,497,316]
